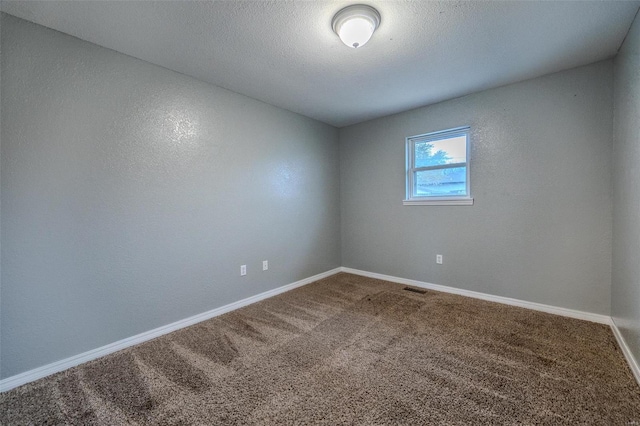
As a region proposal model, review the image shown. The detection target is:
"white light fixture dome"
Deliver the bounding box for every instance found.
[332,4,381,49]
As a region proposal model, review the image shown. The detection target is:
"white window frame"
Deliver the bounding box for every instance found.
[404,126,473,206]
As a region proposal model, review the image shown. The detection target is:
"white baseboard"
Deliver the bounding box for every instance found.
[0,268,342,393]
[3,267,637,392]
[610,318,640,386]
[340,267,612,325]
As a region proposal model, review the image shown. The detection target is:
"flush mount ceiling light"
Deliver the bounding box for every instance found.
[332,4,381,49]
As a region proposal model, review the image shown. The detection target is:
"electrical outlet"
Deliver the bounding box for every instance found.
[262,260,268,271]
[436,255,443,264]
[240,265,247,276]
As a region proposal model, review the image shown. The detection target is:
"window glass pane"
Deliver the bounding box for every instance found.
[414,167,467,196]
[414,135,467,168]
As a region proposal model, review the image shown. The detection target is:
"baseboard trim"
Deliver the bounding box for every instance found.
[3,267,634,392]
[340,267,612,325]
[0,267,342,392]
[610,318,640,386]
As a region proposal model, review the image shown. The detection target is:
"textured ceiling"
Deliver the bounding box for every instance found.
[2,1,639,127]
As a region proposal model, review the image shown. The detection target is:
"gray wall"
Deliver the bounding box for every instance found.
[340,61,613,315]
[612,13,640,366]
[0,14,341,379]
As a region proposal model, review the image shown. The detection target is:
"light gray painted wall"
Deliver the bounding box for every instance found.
[0,14,341,379]
[340,61,613,315]
[612,13,640,365]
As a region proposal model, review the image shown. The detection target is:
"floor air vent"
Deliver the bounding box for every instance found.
[403,287,427,294]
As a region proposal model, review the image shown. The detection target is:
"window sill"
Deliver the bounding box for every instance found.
[403,198,474,206]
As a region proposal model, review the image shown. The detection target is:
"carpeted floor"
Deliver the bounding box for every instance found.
[1,273,639,424]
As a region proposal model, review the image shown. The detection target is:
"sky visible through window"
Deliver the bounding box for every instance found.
[415,135,466,167]
[414,134,467,196]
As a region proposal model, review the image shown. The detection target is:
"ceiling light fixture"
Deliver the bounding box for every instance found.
[332,4,381,49]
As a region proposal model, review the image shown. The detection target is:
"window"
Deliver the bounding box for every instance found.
[404,126,473,205]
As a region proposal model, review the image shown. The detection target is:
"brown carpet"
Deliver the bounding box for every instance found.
[2,273,639,425]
